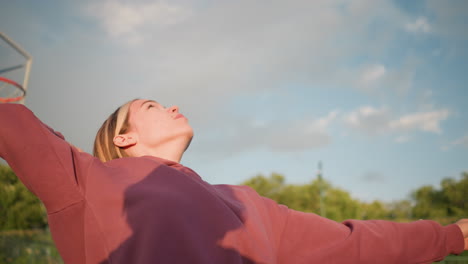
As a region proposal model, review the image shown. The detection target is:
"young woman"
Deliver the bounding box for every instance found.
[1,100,467,264]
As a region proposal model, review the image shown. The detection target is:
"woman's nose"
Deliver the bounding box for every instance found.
[167,105,179,113]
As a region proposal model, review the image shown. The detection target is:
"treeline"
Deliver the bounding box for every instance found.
[0,164,47,230]
[242,172,468,224]
[0,164,467,230]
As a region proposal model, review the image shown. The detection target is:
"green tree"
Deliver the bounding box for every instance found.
[387,200,413,220]
[241,173,286,201]
[277,184,319,213]
[359,201,389,220]
[243,173,373,222]
[242,171,468,224]
[440,173,468,217]
[412,186,442,219]
[0,164,47,230]
[324,188,360,221]
[411,173,468,222]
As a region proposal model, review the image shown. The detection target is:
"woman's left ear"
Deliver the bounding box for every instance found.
[113,133,137,148]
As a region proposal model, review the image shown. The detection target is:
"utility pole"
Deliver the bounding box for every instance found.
[317,161,326,217]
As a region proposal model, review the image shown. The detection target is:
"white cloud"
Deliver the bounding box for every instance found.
[79,0,409,96]
[423,90,433,98]
[194,110,339,157]
[86,0,192,43]
[266,120,332,152]
[405,17,431,33]
[344,106,450,136]
[268,110,339,151]
[352,61,414,94]
[441,134,468,151]
[389,109,450,134]
[343,106,391,135]
[74,1,452,153]
[394,135,410,143]
[452,134,468,148]
[310,111,340,132]
[426,0,468,40]
[440,145,450,152]
[359,64,386,85]
[258,110,339,152]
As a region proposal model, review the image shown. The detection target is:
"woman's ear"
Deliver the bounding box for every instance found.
[113,133,137,148]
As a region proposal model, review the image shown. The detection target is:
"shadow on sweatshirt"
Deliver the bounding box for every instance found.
[100,164,257,264]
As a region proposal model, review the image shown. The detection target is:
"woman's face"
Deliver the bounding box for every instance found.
[126,99,193,150]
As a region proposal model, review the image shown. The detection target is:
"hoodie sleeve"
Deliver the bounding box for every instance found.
[276,206,465,264]
[0,104,92,213]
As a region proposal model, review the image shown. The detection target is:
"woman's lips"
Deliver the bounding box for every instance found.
[175,114,185,120]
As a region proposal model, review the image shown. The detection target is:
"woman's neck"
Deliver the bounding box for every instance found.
[128,140,186,163]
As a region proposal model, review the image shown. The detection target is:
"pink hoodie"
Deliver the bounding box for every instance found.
[0,104,464,264]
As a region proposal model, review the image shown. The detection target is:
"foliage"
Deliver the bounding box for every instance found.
[242,171,468,224]
[242,173,371,222]
[386,200,413,221]
[242,173,285,201]
[0,164,48,230]
[0,229,63,264]
[412,172,468,225]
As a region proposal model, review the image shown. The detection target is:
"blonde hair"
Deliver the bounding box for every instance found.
[93,100,136,162]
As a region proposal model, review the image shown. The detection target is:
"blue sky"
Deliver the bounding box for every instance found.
[1,0,467,202]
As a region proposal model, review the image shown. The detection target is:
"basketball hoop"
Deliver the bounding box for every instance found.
[0,76,26,103]
[0,32,32,104]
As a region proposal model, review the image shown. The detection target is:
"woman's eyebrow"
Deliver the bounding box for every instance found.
[140,100,158,109]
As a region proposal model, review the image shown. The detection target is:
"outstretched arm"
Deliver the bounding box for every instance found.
[274,206,465,264]
[0,104,92,213]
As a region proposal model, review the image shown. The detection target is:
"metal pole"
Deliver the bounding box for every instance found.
[0,32,32,61]
[0,32,33,90]
[318,161,326,217]
[23,57,32,90]
[0,64,25,75]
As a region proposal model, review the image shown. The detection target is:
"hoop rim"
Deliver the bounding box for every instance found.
[0,76,26,103]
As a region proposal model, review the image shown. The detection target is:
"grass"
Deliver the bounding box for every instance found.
[0,229,466,263]
[0,229,63,264]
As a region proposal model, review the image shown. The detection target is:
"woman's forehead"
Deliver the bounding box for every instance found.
[131,99,160,109]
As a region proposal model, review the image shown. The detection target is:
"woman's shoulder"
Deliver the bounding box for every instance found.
[0,103,30,115]
[213,184,263,200]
